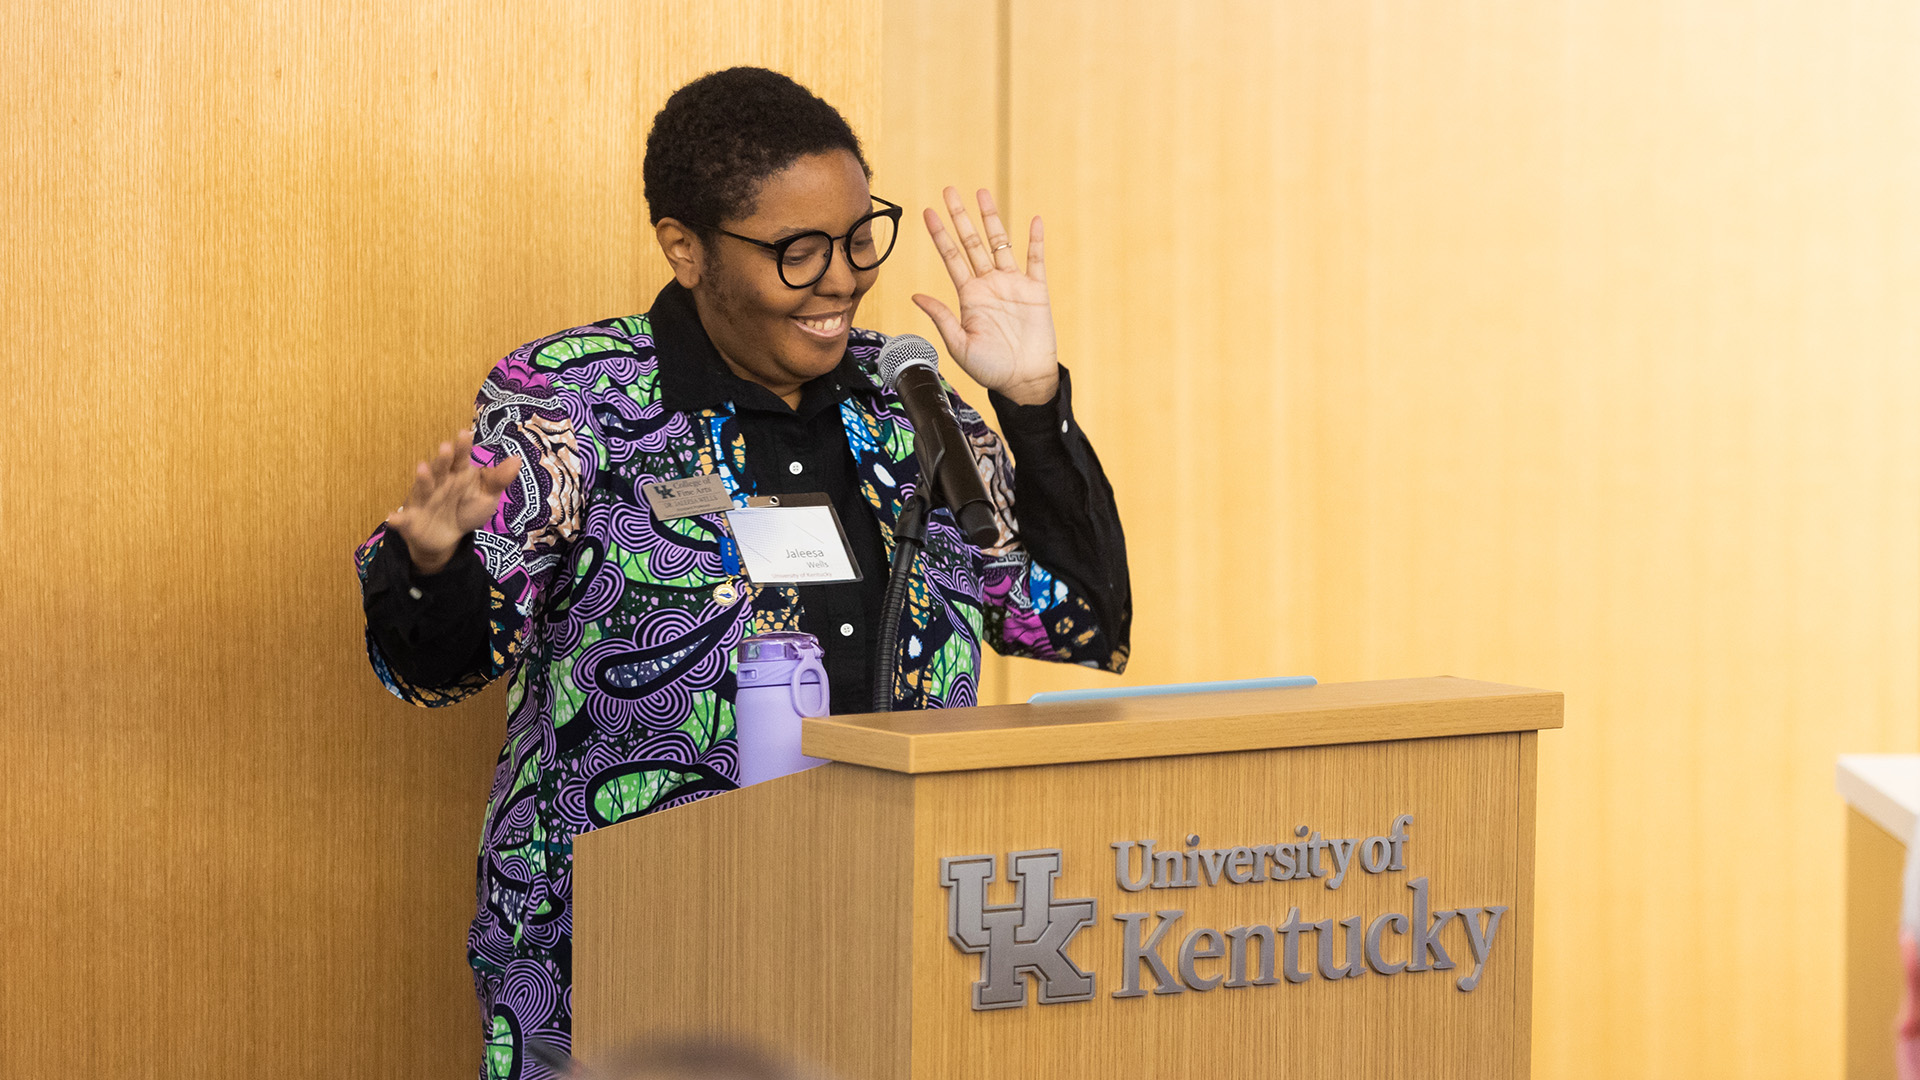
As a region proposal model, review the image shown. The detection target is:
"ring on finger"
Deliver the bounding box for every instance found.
[991,241,1012,252]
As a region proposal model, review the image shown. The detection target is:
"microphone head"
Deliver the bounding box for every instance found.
[877,333,941,390]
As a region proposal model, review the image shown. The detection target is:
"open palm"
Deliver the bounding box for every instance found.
[912,187,1060,406]
[387,428,523,575]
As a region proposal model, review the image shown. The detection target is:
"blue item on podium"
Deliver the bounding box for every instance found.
[1026,674,1317,705]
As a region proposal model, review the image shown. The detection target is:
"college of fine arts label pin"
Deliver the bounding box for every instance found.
[713,581,742,605]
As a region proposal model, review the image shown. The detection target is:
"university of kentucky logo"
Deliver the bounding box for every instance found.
[938,819,1513,1012]
[939,849,1098,1010]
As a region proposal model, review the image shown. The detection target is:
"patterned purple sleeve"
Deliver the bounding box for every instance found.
[353,337,592,705]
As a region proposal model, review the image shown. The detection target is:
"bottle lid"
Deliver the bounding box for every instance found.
[737,631,824,665]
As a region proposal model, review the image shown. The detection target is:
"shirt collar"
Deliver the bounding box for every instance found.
[649,281,877,420]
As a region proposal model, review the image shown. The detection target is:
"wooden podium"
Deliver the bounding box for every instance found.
[574,677,1560,1079]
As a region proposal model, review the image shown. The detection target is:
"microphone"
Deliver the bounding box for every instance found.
[876,335,1000,546]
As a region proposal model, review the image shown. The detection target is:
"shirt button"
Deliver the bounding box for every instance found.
[788,461,804,475]
[838,622,854,637]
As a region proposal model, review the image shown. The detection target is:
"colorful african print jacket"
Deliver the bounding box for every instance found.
[353,305,1127,1076]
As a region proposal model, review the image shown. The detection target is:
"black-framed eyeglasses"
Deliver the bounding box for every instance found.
[696,197,902,289]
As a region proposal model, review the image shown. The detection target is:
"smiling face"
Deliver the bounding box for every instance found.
[671,149,879,405]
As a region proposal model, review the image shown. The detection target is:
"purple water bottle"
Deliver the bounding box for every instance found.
[733,631,830,786]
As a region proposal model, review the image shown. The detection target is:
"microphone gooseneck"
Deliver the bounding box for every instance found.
[871,446,938,713]
[869,335,998,712]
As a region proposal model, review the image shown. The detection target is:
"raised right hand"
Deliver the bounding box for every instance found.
[386,429,524,576]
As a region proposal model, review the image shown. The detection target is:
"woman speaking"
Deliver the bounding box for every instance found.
[354,67,1129,1075]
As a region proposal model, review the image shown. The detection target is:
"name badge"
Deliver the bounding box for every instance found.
[642,474,734,519]
[725,493,862,585]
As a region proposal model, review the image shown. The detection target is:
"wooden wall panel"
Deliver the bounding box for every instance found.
[869,0,1003,341]
[999,1,1319,696]
[0,4,877,1077]
[942,1,1920,1077]
[867,0,1010,702]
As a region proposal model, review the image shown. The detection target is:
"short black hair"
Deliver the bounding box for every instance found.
[644,67,869,232]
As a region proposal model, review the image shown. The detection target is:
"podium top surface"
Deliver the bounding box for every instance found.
[802,676,1561,774]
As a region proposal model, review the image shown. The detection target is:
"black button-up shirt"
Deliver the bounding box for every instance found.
[651,284,894,715]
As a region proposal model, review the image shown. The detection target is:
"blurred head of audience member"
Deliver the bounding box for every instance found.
[1898,820,1920,1079]
[535,1037,827,1080]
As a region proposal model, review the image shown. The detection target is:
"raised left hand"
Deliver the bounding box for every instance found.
[912,187,1059,406]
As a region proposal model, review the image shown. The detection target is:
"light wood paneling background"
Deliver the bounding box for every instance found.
[0,3,876,1077]
[866,0,1011,695]
[10,0,1919,1076]
[878,1,1920,1077]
